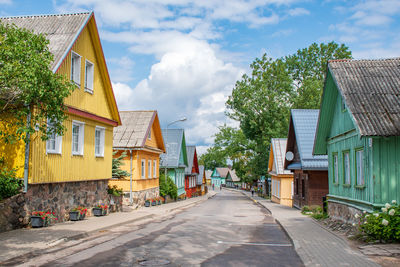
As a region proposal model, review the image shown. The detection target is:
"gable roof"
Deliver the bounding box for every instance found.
[329,58,400,136]
[227,169,240,182]
[268,138,292,176]
[197,165,205,185]
[205,170,212,180]
[1,12,121,125]
[113,111,165,151]
[160,129,187,168]
[185,145,198,175]
[212,167,230,178]
[285,109,328,170]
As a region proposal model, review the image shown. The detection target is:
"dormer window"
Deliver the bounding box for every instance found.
[71,51,81,85]
[85,60,94,93]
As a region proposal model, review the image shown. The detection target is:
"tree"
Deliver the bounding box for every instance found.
[225,42,352,180]
[112,151,130,179]
[198,145,227,170]
[0,21,75,144]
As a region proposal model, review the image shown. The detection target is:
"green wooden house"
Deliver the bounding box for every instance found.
[160,129,188,198]
[313,58,400,222]
[211,167,229,188]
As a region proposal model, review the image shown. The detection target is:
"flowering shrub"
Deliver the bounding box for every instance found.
[357,200,400,242]
[95,204,108,210]
[32,211,58,224]
[71,206,87,215]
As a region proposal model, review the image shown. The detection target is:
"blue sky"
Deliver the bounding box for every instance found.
[1,0,400,154]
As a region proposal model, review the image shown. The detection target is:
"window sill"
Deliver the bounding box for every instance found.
[95,155,104,158]
[332,183,339,186]
[85,88,93,94]
[355,185,366,189]
[343,184,351,188]
[72,153,84,156]
[47,151,62,155]
[73,81,80,87]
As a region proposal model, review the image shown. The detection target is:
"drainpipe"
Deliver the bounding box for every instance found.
[23,111,31,193]
[130,149,133,205]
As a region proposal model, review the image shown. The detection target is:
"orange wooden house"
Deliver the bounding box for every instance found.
[110,111,165,206]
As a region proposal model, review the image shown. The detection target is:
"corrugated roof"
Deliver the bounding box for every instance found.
[227,169,240,182]
[185,146,196,175]
[205,170,212,180]
[113,111,155,148]
[216,167,229,178]
[329,58,400,136]
[1,13,91,72]
[197,165,205,185]
[288,109,328,170]
[270,138,292,175]
[160,129,186,168]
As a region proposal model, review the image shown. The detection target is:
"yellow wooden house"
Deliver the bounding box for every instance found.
[0,12,121,221]
[268,138,294,207]
[110,111,165,206]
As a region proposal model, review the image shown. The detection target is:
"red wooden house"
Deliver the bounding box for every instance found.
[185,146,199,198]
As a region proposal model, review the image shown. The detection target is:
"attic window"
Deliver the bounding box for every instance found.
[148,130,151,140]
[71,51,81,85]
[85,60,94,93]
[341,97,347,112]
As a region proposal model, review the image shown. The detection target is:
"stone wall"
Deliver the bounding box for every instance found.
[122,187,159,207]
[328,201,363,224]
[0,179,122,233]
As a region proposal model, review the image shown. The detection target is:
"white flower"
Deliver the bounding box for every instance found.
[381,207,388,212]
[385,203,391,209]
[352,223,356,226]
[364,221,368,224]
[392,200,397,204]
[355,214,360,219]
[382,219,389,226]
[389,209,395,216]
[365,214,370,218]
[373,213,379,217]
[363,210,367,214]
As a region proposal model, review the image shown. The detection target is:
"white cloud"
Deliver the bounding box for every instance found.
[0,0,12,4]
[288,7,309,16]
[108,56,135,83]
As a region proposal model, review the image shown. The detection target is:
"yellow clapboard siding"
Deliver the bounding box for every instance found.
[60,25,113,121]
[29,114,113,183]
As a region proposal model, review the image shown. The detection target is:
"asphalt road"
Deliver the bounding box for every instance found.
[40,189,303,267]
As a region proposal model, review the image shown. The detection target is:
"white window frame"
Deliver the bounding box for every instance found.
[153,160,157,178]
[46,119,62,154]
[94,126,105,157]
[356,149,364,185]
[141,159,146,178]
[333,154,339,184]
[71,51,81,85]
[72,120,85,156]
[84,59,94,93]
[148,160,152,178]
[343,151,350,185]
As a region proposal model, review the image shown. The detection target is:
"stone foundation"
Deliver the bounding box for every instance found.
[0,179,122,233]
[328,201,364,224]
[122,187,159,207]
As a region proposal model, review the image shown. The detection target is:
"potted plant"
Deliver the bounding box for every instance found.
[78,207,87,220]
[157,197,161,205]
[93,204,108,216]
[31,211,58,227]
[144,199,151,207]
[69,208,80,221]
[151,199,157,206]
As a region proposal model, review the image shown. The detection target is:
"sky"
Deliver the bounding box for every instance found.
[1,0,400,155]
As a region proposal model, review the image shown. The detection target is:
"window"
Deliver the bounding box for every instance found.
[85,60,94,93]
[342,97,347,112]
[333,153,339,184]
[148,160,152,178]
[71,51,81,85]
[72,121,84,155]
[141,159,145,178]
[343,151,350,185]
[148,130,151,140]
[356,149,364,185]
[94,127,105,157]
[46,119,62,154]
[153,160,157,178]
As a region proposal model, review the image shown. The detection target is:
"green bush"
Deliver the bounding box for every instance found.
[159,173,178,199]
[358,201,400,242]
[107,185,123,197]
[0,168,23,200]
[302,205,327,220]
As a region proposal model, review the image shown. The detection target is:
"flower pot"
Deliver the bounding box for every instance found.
[145,201,150,207]
[158,200,161,205]
[31,216,44,228]
[151,201,156,206]
[102,209,107,216]
[79,212,86,220]
[69,211,80,221]
[92,208,103,216]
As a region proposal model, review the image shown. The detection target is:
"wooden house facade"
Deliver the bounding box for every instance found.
[185,146,199,198]
[284,109,329,209]
[197,165,206,196]
[211,167,229,188]
[205,170,212,187]
[226,169,240,188]
[160,129,188,198]
[314,58,400,222]
[268,138,294,207]
[110,111,165,206]
[0,12,121,222]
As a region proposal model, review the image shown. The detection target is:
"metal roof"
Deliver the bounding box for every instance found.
[205,170,212,180]
[227,169,240,182]
[270,138,292,176]
[160,129,186,168]
[1,12,91,72]
[288,109,328,170]
[113,111,155,148]
[185,145,196,175]
[214,167,229,178]
[329,58,400,136]
[197,165,205,185]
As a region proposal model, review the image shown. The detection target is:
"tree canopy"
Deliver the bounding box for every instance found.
[203,42,352,183]
[0,21,75,144]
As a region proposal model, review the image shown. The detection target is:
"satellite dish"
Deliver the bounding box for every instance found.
[286,151,294,161]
